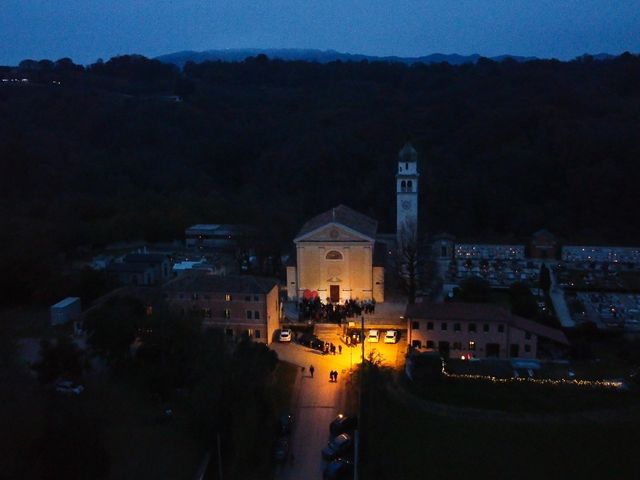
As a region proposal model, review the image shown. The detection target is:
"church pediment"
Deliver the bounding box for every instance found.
[294,222,373,243]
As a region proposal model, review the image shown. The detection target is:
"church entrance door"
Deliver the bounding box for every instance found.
[330,285,340,303]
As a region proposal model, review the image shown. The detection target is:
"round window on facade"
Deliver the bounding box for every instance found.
[326,250,343,260]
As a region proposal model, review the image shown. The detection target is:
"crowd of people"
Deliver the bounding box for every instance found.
[299,297,377,323]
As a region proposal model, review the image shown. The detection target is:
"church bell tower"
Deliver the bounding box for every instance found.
[396,142,419,247]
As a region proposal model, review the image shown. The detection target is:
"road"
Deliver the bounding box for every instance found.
[547,261,576,328]
[271,342,349,480]
[270,333,405,479]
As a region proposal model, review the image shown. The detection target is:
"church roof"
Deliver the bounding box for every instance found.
[399,142,418,162]
[295,204,378,240]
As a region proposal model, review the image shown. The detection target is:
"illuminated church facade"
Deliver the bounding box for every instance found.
[285,143,420,304]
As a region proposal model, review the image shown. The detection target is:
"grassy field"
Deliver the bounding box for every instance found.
[361,375,640,480]
[92,377,202,480]
[407,375,636,413]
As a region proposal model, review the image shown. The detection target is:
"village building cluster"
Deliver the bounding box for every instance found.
[47,143,638,369]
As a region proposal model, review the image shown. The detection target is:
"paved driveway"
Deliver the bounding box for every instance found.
[271,342,350,480]
[270,336,405,479]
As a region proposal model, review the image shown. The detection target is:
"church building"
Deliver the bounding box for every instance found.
[286,205,386,303]
[286,142,421,304]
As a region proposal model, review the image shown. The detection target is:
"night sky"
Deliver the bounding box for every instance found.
[1,0,638,65]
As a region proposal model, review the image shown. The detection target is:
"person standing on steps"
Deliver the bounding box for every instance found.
[309,365,315,378]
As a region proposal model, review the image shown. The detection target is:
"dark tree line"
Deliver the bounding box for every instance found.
[2,53,640,306]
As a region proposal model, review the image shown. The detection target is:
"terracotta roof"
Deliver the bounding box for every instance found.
[406,302,569,345]
[295,204,378,240]
[406,303,513,322]
[163,273,278,295]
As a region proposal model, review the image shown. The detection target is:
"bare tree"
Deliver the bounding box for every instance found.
[397,219,419,304]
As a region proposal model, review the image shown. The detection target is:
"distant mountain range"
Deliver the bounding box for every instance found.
[155,48,539,67]
[155,48,616,67]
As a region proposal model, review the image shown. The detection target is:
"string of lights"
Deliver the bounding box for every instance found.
[442,369,623,389]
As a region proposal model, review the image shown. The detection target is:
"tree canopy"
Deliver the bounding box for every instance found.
[2,53,640,305]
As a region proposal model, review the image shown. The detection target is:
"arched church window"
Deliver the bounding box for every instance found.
[326,250,343,260]
[401,180,406,192]
[407,180,413,191]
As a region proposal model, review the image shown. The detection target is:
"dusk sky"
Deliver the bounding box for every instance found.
[1,0,639,65]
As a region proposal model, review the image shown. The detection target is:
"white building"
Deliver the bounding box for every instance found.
[286,205,385,303]
[50,297,81,325]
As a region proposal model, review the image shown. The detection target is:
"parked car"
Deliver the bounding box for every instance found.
[279,328,292,342]
[368,329,380,343]
[278,412,294,435]
[299,333,325,351]
[323,459,354,480]
[322,433,353,461]
[384,330,399,344]
[55,381,84,395]
[329,414,358,437]
[273,437,289,463]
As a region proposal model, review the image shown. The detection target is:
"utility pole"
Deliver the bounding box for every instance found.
[355,314,365,480]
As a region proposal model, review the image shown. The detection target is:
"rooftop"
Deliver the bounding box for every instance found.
[295,204,378,240]
[123,253,168,264]
[51,297,80,309]
[164,273,278,294]
[406,302,569,345]
[398,142,417,162]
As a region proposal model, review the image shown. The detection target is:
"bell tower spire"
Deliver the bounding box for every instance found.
[396,142,419,247]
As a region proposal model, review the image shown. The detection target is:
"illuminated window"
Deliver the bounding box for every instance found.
[469,341,476,351]
[225,294,232,301]
[326,250,343,260]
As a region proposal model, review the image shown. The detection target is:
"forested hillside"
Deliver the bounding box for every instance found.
[1,53,639,305]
